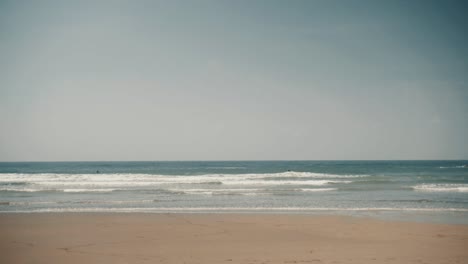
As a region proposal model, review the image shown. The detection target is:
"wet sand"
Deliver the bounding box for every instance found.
[1,213,467,264]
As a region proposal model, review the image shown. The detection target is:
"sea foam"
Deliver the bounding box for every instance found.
[412,184,468,192]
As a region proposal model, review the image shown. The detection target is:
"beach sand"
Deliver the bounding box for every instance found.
[1,213,467,264]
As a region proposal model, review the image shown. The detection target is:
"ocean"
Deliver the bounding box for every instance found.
[1,160,467,223]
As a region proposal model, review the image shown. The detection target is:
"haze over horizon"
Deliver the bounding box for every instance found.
[1,0,467,161]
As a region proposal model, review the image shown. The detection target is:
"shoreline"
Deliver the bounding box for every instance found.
[1,213,467,264]
[2,208,468,225]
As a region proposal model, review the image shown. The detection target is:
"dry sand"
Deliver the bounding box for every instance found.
[1,213,467,264]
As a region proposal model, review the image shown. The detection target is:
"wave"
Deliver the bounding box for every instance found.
[168,188,260,195]
[299,188,337,192]
[439,165,467,169]
[220,179,350,186]
[412,184,468,192]
[0,187,117,193]
[0,187,48,192]
[376,199,433,203]
[166,187,338,196]
[0,200,161,206]
[0,186,188,194]
[63,188,116,193]
[0,172,357,190]
[0,171,366,181]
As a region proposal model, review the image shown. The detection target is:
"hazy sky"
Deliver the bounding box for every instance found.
[1,0,467,161]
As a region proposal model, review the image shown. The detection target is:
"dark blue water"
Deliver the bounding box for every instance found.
[1,161,467,223]
[2,160,466,175]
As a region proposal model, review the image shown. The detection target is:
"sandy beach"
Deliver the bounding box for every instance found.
[1,213,467,264]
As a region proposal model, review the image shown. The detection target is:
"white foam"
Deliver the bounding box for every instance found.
[170,188,336,193]
[439,165,467,169]
[1,201,57,206]
[412,184,468,192]
[63,188,116,193]
[0,187,47,192]
[221,179,349,186]
[169,188,260,192]
[0,172,356,191]
[299,188,337,192]
[0,171,365,182]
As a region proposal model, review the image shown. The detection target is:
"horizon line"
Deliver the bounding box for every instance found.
[1,159,468,163]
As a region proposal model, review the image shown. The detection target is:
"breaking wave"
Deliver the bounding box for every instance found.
[0,171,359,193]
[412,184,468,192]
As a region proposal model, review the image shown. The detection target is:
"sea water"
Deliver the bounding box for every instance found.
[1,160,467,223]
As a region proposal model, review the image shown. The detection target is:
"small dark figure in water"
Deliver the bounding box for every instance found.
[96,170,100,174]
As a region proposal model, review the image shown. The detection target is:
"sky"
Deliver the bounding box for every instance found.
[0,0,467,161]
